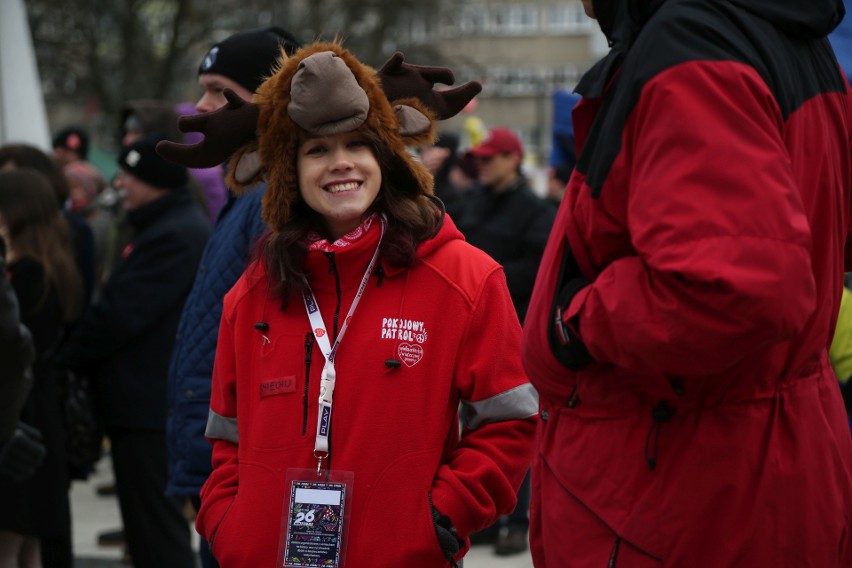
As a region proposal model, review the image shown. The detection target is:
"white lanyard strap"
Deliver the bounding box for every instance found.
[302,219,385,475]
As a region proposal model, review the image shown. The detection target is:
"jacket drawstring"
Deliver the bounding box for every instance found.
[644,401,674,471]
[608,536,622,567]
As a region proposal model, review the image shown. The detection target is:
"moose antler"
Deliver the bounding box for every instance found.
[377,52,481,120]
[155,89,260,169]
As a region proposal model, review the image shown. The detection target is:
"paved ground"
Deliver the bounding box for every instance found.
[71,458,534,567]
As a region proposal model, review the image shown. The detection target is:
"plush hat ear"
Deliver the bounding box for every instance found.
[395,105,430,137]
[392,97,437,146]
[225,144,266,192]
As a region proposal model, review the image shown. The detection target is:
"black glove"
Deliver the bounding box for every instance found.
[549,277,594,371]
[0,421,47,482]
[430,499,462,565]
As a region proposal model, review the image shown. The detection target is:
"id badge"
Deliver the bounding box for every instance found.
[279,469,353,568]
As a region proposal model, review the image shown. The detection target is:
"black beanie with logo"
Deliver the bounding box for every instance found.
[118,134,187,190]
[198,26,302,93]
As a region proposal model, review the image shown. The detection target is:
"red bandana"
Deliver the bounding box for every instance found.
[306,214,378,254]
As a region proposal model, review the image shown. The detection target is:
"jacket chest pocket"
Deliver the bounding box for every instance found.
[247,330,315,450]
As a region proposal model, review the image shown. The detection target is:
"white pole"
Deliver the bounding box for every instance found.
[0,0,51,149]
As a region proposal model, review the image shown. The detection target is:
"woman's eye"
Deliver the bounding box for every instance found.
[305,145,326,155]
[348,139,368,149]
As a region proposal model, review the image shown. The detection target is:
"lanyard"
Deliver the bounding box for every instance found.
[302,219,385,477]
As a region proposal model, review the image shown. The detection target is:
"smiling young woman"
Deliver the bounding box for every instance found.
[158,42,539,568]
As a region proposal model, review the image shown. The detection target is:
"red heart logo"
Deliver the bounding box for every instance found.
[397,343,424,367]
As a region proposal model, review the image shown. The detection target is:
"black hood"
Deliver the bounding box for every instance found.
[580,0,845,97]
[593,0,844,43]
[728,0,845,38]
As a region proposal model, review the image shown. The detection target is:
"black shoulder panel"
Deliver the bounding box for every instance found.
[578,0,847,198]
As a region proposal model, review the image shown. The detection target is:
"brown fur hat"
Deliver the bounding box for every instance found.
[227,42,438,231]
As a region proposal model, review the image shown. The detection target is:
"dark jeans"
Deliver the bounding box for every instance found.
[108,427,195,568]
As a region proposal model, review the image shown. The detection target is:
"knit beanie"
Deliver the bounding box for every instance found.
[198,26,301,93]
[118,135,187,190]
[52,127,90,159]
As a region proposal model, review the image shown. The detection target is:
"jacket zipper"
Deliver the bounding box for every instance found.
[326,252,342,340]
[302,332,314,436]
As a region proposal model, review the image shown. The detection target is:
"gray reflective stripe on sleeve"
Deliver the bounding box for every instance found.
[205,409,238,444]
[460,383,539,430]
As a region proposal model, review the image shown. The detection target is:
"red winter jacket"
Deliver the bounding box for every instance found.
[198,216,537,567]
[523,0,852,566]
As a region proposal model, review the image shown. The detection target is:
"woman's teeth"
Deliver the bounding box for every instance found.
[327,182,359,193]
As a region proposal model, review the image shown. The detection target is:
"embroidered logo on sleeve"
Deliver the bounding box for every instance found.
[381,317,428,367]
[260,376,297,398]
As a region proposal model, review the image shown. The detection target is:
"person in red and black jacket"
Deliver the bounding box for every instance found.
[523,0,852,566]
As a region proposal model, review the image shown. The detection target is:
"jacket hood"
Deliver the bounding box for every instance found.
[592,0,844,43]
[580,0,844,98]
[727,0,844,38]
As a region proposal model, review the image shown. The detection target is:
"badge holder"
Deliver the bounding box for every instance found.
[278,468,354,568]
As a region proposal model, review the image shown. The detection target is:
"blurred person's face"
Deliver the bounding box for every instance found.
[53,147,78,167]
[418,145,451,175]
[114,171,166,211]
[68,181,95,212]
[474,152,520,192]
[122,130,144,148]
[297,131,382,241]
[196,74,254,114]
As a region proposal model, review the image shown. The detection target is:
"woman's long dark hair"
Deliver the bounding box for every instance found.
[261,130,443,306]
[0,169,83,322]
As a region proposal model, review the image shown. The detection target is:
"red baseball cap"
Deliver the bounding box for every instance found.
[469,127,523,158]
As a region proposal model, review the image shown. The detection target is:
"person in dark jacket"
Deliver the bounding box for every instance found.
[452,126,555,556]
[0,239,36,453]
[60,135,210,568]
[165,25,301,568]
[0,169,84,568]
[523,1,852,566]
[0,144,97,304]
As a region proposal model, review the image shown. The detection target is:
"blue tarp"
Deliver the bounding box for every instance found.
[830,0,852,78]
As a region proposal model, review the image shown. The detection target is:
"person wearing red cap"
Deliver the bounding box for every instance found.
[453,127,555,556]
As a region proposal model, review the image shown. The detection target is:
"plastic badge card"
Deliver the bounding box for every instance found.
[280,469,353,568]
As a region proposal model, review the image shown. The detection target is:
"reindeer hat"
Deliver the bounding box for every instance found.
[157,42,481,231]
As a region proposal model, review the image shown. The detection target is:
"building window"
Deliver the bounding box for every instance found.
[506,6,539,34]
[546,3,594,33]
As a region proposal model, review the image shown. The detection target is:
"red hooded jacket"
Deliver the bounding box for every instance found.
[198,216,537,567]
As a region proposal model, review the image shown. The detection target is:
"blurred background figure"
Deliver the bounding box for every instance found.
[0,145,97,305]
[59,135,209,568]
[546,163,572,206]
[0,235,43,487]
[52,126,90,169]
[418,131,468,217]
[62,161,112,285]
[174,102,228,224]
[0,168,84,568]
[453,126,556,557]
[166,25,301,568]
